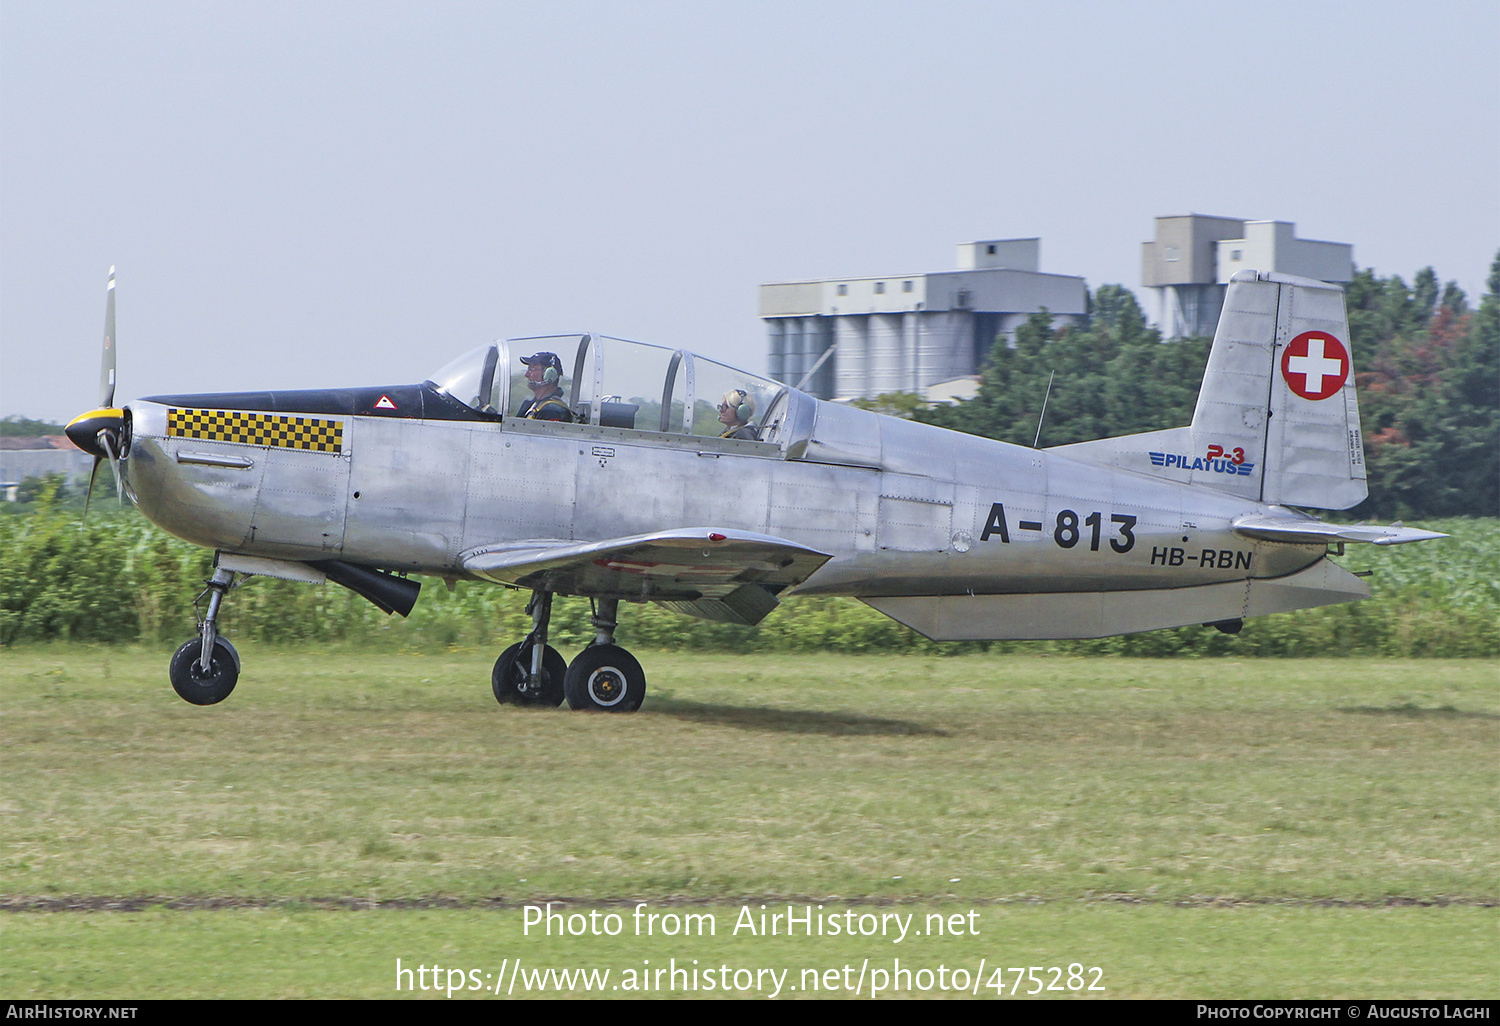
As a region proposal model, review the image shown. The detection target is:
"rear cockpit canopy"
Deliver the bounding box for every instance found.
[426,333,809,447]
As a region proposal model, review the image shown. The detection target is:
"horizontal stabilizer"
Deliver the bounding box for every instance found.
[1231,514,1448,546]
[460,528,830,604]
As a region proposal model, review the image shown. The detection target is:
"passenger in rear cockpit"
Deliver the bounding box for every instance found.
[517,352,574,422]
[718,389,757,440]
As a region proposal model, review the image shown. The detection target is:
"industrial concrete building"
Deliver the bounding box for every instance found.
[0,436,92,500]
[761,239,1087,401]
[1142,216,1353,339]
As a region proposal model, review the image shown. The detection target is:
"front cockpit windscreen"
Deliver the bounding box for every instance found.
[427,343,504,414]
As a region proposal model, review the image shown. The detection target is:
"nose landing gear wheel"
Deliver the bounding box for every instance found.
[168,637,241,705]
[564,645,646,712]
[492,641,567,707]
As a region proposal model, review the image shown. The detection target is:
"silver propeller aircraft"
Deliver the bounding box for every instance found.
[67,268,1444,710]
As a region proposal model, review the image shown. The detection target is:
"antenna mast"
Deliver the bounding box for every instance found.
[1033,371,1055,448]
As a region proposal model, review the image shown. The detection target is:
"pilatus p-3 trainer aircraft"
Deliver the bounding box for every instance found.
[67,268,1444,710]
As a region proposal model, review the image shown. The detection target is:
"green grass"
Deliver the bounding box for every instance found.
[3,906,1494,999]
[1,647,1496,997]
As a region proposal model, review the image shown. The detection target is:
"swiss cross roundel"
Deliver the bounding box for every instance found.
[1281,331,1350,401]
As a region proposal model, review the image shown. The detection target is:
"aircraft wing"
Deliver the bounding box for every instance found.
[459,528,832,624]
[1231,514,1448,546]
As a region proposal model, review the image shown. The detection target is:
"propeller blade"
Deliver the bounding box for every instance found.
[100,267,117,408]
[81,456,102,525]
[99,431,123,502]
[72,268,125,523]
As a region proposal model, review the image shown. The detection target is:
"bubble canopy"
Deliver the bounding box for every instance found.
[425,334,796,444]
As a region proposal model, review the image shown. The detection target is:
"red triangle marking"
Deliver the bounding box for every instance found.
[374,395,397,410]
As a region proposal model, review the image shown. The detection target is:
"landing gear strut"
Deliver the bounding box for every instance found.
[490,595,648,713]
[169,566,241,705]
[564,598,647,712]
[491,590,566,706]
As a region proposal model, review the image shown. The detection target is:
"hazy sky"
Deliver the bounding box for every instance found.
[2,0,1496,422]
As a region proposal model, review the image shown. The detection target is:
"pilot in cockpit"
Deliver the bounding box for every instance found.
[718,389,757,440]
[517,352,575,422]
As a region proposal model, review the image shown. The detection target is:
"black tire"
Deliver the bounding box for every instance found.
[492,641,566,707]
[564,644,646,712]
[168,637,240,706]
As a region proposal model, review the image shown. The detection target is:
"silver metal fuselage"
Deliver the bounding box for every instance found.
[89,272,1425,646]
[123,392,1322,611]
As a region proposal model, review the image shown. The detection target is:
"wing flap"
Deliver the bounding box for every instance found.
[460,528,831,605]
[654,583,782,626]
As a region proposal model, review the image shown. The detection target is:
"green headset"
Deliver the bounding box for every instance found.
[723,389,754,422]
[523,352,563,387]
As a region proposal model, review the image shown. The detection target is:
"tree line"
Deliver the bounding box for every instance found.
[910,254,1499,521]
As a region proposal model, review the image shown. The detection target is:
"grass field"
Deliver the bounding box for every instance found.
[1,646,1496,999]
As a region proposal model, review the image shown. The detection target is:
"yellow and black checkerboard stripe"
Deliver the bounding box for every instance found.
[167,408,344,453]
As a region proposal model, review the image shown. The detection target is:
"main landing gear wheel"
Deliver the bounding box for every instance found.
[564,644,646,712]
[168,637,241,705]
[492,641,567,707]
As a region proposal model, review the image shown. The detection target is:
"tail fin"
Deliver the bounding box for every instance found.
[1052,270,1367,510]
[1190,270,1364,508]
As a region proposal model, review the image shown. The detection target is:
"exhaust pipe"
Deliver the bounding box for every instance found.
[308,560,422,617]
